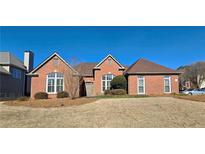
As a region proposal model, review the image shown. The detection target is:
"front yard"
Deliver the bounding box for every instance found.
[1,97,205,128]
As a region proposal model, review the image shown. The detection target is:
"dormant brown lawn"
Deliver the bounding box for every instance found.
[1,97,205,128]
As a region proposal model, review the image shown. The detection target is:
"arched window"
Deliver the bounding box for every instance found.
[47,72,64,93]
[102,74,115,92]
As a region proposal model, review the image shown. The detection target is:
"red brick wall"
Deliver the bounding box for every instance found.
[94,57,124,95]
[128,75,179,95]
[31,55,78,98]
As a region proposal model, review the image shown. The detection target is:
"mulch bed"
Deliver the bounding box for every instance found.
[4,97,97,108]
[173,95,205,102]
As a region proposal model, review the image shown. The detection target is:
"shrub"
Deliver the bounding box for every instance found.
[111,75,127,90]
[17,96,29,101]
[34,92,48,99]
[57,91,69,98]
[104,89,127,95]
[104,90,111,95]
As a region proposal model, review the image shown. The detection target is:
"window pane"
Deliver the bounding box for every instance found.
[48,86,55,92]
[102,81,105,86]
[57,86,63,92]
[138,79,143,86]
[48,79,55,86]
[138,76,144,94]
[47,79,55,92]
[164,76,171,93]
[53,59,59,66]
[57,79,63,86]
[107,81,111,88]
[102,75,106,80]
[165,79,169,86]
[139,86,144,93]
[57,73,63,78]
[48,73,55,77]
[107,74,113,80]
[165,86,170,92]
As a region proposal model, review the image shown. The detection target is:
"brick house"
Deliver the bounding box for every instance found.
[28,53,79,98]
[29,52,180,98]
[75,54,126,96]
[125,58,180,95]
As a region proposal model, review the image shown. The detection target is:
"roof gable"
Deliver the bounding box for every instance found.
[126,58,180,74]
[74,62,97,76]
[29,52,78,74]
[94,54,125,69]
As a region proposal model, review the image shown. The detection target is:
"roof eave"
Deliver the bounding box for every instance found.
[125,72,181,75]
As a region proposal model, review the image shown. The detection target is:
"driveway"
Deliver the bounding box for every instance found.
[0,97,205,128]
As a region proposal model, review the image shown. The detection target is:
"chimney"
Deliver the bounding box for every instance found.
[24,50,34,96]
[24,50,34,72]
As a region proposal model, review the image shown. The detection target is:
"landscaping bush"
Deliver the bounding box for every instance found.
[34,92,48,99]
[111,75,127,90]
[17,96,29,101]
[57,91,69,98]
[104,90,111,95]
[104,89,127,95]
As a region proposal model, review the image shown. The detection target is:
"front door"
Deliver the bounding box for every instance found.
[85,82,94,96]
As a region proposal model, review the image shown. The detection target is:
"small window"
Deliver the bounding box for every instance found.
[164,76,171,93]
[53,58,59,66]
[108,59,112,65]
[138,76,145,94]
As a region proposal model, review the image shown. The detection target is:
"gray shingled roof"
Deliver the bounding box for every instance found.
[0,66,10,74]
[0,52,26,70]
[74,62,98,76]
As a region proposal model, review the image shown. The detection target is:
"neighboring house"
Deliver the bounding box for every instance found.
[75,54,126,96]
[125,59,181,95]
[177,66,205,90]
[0,51,34,99]
[28,53,79,98]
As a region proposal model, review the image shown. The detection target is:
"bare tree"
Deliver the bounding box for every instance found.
[63,57,84,99]
[178,62,205,89]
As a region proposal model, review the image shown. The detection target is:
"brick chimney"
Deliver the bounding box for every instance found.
[24,50,34,72]
[24,50,34,96]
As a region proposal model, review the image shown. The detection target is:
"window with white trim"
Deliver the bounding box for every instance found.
[47,72,64,93]
[164,76,171,93]
[102,74,115,91]
[138,76,145,94]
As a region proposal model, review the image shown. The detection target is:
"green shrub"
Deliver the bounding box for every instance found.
[104,89,127,95]
[34,92,48,99]
[104,90,111,95]
[17,96,29,101]
[111,75,127,90]
[57,91,69,98]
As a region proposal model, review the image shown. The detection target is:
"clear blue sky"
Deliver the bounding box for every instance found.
[1,26,205,69]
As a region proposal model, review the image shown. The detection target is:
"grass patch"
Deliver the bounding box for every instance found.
[95,95,149,99]
[4,97,97,108]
